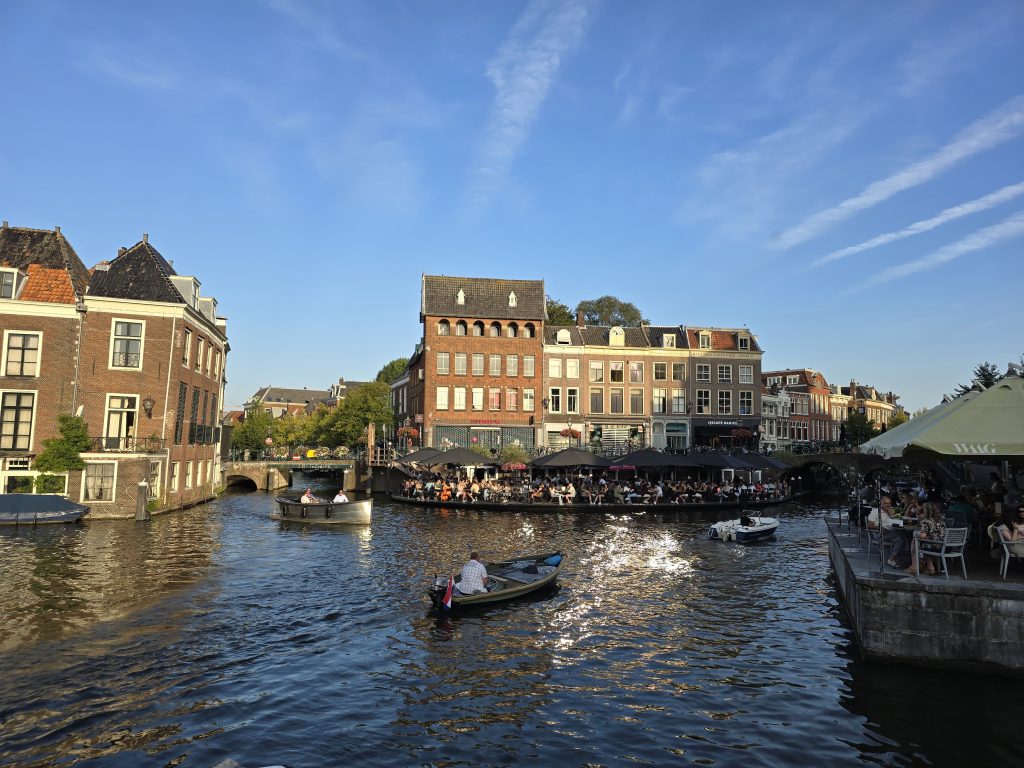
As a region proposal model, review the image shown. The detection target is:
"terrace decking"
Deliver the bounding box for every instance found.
[826,518,1024,673]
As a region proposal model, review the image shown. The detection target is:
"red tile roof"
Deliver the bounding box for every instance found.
[19,264,77,304]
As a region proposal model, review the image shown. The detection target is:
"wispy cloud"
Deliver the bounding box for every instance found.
[79,48,178,90]
[850,210,1024,292]
[810,181,1024,268]
[774,94,1024,249]
[469,0,595,208]
[263,0,363,58]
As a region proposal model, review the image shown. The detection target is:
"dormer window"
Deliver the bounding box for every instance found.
[699,331,711,349]
[0,269,26,300]
[437,319,450,336]
[662,334,675,348]
[508,291,517,307]
[609,326,625,347]
[456,289,465,305]
[556,329,571,345]
[738,335,750,350]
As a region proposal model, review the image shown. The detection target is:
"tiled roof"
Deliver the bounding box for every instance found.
[546,325,656,348]
[543,326,585,345]
[422,274,546,321]
[684,327,760,352]
[253,386,331,404]
[87,239,185,303]
[645,325,688,348]
[0,225,89,301]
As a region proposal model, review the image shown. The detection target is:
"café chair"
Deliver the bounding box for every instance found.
[865,526,891,563]
[917,527,969,580]
[996,527,1024,580]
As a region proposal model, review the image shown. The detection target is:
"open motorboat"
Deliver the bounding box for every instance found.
[708,511,779,543]
[272,495,372,525]
[0,494,90,525]
[427,551,563,611]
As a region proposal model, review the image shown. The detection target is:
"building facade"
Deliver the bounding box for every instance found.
[419,274,546,451]
[763,369,831,446]
[0,224,229,517]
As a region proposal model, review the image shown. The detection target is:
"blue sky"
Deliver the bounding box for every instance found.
[3,0,1022,412]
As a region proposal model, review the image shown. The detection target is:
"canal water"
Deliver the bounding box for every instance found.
[0,484,1016,768]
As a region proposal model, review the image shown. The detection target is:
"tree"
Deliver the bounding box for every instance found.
[575,295,646,327]
[546,296,574,325]
[845,411,877,445]
[888,410,909,429]
[33,414,90,492]
[954,361,1002,397]
[231,405,273,453]
[324,380,393,447]
[497,443,530,466]
[376,357,410,384]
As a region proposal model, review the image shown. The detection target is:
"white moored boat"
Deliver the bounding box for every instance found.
[708,512,779,543]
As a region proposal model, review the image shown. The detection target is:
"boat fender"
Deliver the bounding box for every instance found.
[544,554,562,566]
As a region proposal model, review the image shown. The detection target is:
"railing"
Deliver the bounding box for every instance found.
[89,436,166,453]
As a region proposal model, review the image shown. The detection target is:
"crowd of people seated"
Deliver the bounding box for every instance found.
[398,473,790,506]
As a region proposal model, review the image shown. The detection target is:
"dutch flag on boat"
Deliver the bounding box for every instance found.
[442,575,455,610]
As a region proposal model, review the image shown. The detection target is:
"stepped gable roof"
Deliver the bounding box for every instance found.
[0,225,89,302]
[87,239,185,304]
[421,274,546,321]
[684,327,761,352]
[253,386,331,404]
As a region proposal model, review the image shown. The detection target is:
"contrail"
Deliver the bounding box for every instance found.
[811,181,1024,267]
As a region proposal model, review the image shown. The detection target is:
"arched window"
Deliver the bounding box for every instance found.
[523,323,535,338]
[506,322,518,338]
[472,321,484,336]
[437,319,450,336]
[455,320,467,336]
[489,322,501,337]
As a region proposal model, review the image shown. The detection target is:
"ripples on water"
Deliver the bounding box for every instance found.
[0,487,1018,767]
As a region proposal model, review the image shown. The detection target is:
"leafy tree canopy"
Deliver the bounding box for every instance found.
[324,381,394,447]
[376,357,410,384]
[954,361,1002,397]
[575,295,646,327]
[888,411,909,429]
[497,443,530,466]
[844,411,877,446]
[231,404,274,452]
[546,296,575,325]
[33,415,90,473]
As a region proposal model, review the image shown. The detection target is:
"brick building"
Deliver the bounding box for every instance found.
[419,274,546,450]
[0,224,228,517]
[762,369,831,446]
[0,224,89,493]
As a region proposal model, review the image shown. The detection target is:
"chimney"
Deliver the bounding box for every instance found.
[576,309,585,328]
[54,226,61,235]
[118,247,127,256]
[142,233,148,243]
[2,220,8,229]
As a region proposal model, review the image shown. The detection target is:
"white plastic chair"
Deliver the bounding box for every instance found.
[917,527,969,580]
[996,527,1024,580]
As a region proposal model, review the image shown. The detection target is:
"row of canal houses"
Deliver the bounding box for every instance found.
[391,275,901,454]
[0,223,227,517]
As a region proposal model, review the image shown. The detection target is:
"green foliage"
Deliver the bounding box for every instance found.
[468,443,493,458]
[497,443,530,466]
[546,296,575,325]
[33,474,66,494]
[321,380,394,447]
[845,411,878,445]
[575,295,646,327]
[888,410,909,429]
[376,357,410,384]
[954,361,1002,396]
[33,415,89,474]
[231,404,274,452]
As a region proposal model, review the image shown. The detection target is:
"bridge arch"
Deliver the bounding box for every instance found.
[225,474,259,491]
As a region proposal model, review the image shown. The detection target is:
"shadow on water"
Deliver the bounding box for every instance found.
[0,495,1018,767]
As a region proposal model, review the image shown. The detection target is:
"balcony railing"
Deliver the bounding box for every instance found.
[89,436,166,453]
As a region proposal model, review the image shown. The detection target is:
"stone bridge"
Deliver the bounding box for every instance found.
[223,460,360,491]
[775,452,886,490]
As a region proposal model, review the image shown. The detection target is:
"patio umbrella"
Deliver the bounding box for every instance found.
[532,448,612,468]
[867,376,1024,461]
[396,448,443,465]
[616,448,702,468]
[427,447,499,466]
[860,392,977,460]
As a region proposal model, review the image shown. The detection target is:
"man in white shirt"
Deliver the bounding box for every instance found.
[460,551,489,594]
[333,489,349,503]
[867,496,908,567]
[300,489,316,504]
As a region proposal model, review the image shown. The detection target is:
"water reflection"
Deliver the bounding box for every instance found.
[0,491,1018,767]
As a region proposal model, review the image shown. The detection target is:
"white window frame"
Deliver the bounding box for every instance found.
[566,359,579,379]
[454,353,467,376]
[506,388,518,411]
[103,392,139,449]
[696,389,711,414]
[523,355,535,378]
[566,387,579,414]
[589,360,604,383]
[523,388,535,412]
[81,461,118,503]
[548,387,561,413]
[0,388,37,451]
[2,330,42,378]
[590,387,604,414]
[672,362,686,381]
[489,354,501,376]
[662,334,675,348]
[549,358,562,378]
[672,388,685,413]
[437,352,450,375]
[653,362,667,381]
[740,390,753,415]
[170,461,180,491]
[739,336,750,350]
[610,361,624,383]
[453,387,466,411]
[718,390,732,415]
[472,353,484,376]
[0,268,25,299]
[718,365,732,383]
[471,387,484,411]
[436,386,449,410]
[739,365,753,384]
[185,461,193,488]
[182,329,192,366]
[108,318,146,371]
[506,355,518,376]
[195,337,205,371]
[488,387,501,411]
[699,332,711,349]
[629,388,644,415]
[696,364,711,382]
[653,387,667,414]
[629,361,644,383]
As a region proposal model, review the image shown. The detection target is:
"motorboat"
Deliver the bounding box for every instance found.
[427,551,563,611]
[272,495,372,525]
[0,494,89,525]
[708,512,779,543]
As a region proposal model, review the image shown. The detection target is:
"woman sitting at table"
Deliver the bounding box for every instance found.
[907,501,946,575]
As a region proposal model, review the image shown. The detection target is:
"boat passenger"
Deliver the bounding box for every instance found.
[301,489,316,504]
[460,551,489,594]
[333,489,349,503]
